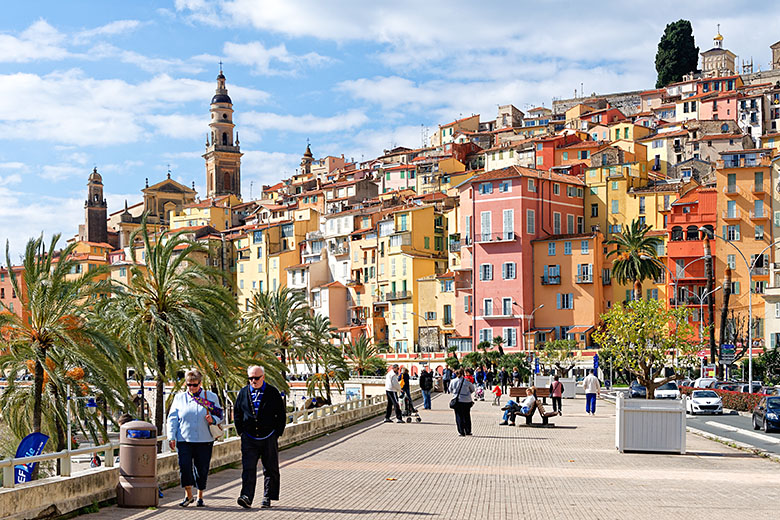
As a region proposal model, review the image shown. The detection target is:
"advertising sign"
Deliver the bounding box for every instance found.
[14,432,49,484]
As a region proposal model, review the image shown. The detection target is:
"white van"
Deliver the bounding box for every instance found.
[693,377,718,389]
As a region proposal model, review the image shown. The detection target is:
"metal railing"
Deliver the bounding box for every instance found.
[541,275,561,285]
[0,395,389,489]
[475,232,517,244]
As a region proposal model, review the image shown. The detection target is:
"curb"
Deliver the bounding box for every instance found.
[686,426,780,463]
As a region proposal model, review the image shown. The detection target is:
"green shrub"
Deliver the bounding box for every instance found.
[680,386,766,411]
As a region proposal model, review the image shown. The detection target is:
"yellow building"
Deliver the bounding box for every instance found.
[375,205,448,353]
[415,271,456,351]
[415,156,467,194]
[583,162,648,238]
[169,194,241,231]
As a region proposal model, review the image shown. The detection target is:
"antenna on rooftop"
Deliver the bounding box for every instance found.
[250,181,254,200]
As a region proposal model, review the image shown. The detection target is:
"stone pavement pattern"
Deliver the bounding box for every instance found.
[93,395,780,520]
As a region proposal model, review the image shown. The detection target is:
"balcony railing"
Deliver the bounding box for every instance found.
[723,185,743,197]
[541,275,561,285]
[576,275,593,284]
[753,182,766,194]
[750,210,768,220]
[386,290,411,301]
[722,209,741,220]
[449,241,461,252]
[752,266,769,276]
[475,232,518,244]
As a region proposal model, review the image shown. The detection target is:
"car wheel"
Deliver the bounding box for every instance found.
[753,415,760,430]
[764,418,770,433]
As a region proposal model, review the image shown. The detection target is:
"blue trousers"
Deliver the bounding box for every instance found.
[502,400,517,421]
[586,393,597,414]
[422,390,431,409]
[176,441,213,490]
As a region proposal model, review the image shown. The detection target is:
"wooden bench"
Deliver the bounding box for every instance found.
[509,386,551,403]
[507,400,557,427]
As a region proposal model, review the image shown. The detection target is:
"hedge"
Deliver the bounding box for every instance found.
[680,386,767,412]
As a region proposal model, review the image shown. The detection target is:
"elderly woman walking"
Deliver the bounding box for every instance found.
[166,369,224,507]
[449,368,475,436]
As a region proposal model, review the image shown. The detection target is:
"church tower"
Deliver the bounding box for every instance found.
[300,144,314,176]
[84,167,108,244]
[203,67,242,199]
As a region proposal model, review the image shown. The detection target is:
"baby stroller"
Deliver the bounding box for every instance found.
[474,385,485,401]
[399,391,421,423]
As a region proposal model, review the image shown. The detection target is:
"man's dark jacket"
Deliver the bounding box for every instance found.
[234,383,287,439]
[419,371,433,391]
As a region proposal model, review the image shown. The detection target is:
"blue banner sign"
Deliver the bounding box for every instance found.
[14,432,49,484]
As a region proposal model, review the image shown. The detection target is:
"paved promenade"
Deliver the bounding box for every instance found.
[95,394,780,520]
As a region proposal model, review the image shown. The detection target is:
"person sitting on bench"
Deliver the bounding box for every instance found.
[499,387,537,425]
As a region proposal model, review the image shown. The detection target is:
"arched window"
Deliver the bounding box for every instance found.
[224,172,231,191]
[222,132,228,145]
[671,226,683,241]
[721,123,729,133]
[701,225,715,239]
[686,225,699,240]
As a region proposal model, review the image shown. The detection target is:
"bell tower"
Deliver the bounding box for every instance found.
[203,65,242,199]
[84,167,108,244]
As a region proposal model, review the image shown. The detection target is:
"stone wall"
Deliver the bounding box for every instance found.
[552,90,643,117]
[0,390,419,520]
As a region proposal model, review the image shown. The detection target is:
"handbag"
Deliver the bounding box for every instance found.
[449,378,466,409]
[208,421,224,441]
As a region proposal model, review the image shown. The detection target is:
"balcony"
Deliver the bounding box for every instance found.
[753,183,767,195]
[330,244,349,256]
[752,266,769,276]
[750,210,768,221]
[449,240,461,252]
[576,275,593,284]
[455,280,472,290]
[722,185,743,197]
[386,290,411,301]
[475,232,518,244]
[721,209,741,221]
[541,275,561,285]
[602,277,612,285]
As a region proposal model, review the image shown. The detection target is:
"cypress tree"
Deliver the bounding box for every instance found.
[655,20,699,88]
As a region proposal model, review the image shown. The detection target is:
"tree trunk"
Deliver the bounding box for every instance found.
[50,382,66,475]
[30,354,44,480]
[155,341,166,448]
[704,238,716,362]
[633,280,642,301]
[718,268,732,378]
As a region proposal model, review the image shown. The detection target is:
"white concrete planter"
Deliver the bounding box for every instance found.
[533,376,577,398]
[615,394,687,454]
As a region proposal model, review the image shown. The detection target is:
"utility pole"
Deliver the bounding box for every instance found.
[704,237,716,363]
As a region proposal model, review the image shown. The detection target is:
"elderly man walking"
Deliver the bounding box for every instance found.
[383,364,404,423]
[235,366,286,510]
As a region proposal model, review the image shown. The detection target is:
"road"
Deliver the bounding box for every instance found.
[687,411,780,455]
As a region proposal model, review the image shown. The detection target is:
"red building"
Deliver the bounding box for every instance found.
[533,133,582,171]
[666,187,717,340]
[0,265,27,322]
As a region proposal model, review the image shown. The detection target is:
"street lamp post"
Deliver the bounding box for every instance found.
[683,285,722,343]
[701,230,780,393]
[517,303,544,353]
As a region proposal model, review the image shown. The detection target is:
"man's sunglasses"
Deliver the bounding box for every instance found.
[186,383,200,387]
[248,376,263,381]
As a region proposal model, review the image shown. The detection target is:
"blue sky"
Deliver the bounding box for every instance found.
[1,1,778,260]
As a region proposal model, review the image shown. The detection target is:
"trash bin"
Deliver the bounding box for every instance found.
[117,420,158,508]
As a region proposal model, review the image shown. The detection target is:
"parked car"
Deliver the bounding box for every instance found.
[737,383,763,393]
[713,381,740,392]
[760,386,780,396]
[628,380,647,399]
[686,390,723,415]
[680,379,693,388]
[654,380,681,399]
[752,396,780,432]
[693,377,717,389]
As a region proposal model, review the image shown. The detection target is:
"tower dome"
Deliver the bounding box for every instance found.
[88,167,102,183]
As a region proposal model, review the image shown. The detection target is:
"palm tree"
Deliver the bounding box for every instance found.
[301,315,347,404]
[246,288,309,368]
[344,335,388,376]
[99,220,237,435]
[492,335,506,356]
[605,219,663,300]
[0,235,126,459]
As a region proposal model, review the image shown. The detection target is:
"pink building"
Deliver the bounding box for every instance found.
[454,165,586,352]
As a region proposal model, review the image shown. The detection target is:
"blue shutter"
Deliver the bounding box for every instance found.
[556,294,562,309]
[569,293,573,309]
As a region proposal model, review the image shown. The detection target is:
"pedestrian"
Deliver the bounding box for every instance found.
[549,375,564,415]
[465,368,475,384]
[499,367,509,395]
[449,368,475,436]
[486,368,495,390]
[419,366,434,410]
[475,367,484,387]
[442,367,452,394]
[583,369,601,416]
[166,368,223,508]
[235,365,287,510]
[399,367,416,414]
[383,364,404,423]
[491,384,502,406]
[511,366,521,387]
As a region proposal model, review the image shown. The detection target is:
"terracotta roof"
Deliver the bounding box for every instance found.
[567,326,593,335]
[320,281,346,289]
[692,133,744,142]
[468,165,585,186]
[558,140,606,149]
[436,271,455,279]
[440,114,479,127]
[81,241,114,248]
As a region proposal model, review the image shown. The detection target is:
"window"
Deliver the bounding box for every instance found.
[526,209,535,234]
[581,240,589,254]
[424,236,430,249]
[611,200,619,214]
[480,211,492,242]
[577,217,584,233]
[732,281,740,294]
[503,327,517,347]
[557,293,574,309]
[553,212,561,234]
[479,182,493,194]
[548,242,556,256]
[611,181,618,190]
[567,214,574,234]
[443,305,452,325]
[119,267,127,277]
[591,204,598,217]
[495,261,516,281]
[239,279,244,289]
[646,289,658,300]
[724,225,741,241]
[753,281,766,294]
[577,264,593,282]
[479,264,493,281]
[502,297,512,316]
[756,225,765,240]
[564,241,572,255]
[562,152,569,161]
[528,179,537,192]
[425,311,436,320]
[498,180,511,192]
[727,254,736,270]
[579,151,589,160]
[639,197,646,214]
[553,183,560,195]
[464,294,471,313]
[479,328,493,343]
[398,213,408,231]
[503,209,514,239]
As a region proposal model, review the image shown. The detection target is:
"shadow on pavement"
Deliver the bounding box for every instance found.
[271,506,435,515]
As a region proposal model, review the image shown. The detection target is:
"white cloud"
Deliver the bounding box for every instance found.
[88,43,206,74]
[221,41,331,75]
[146,114,206,139]
[241,109,368,134]
[0,19,69,63]
[40,163,84,182]
[241,150,299,189]
[73,20,144,44]
[0,162,26,170]
[0,70,269,146]
[0,174,22,186]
